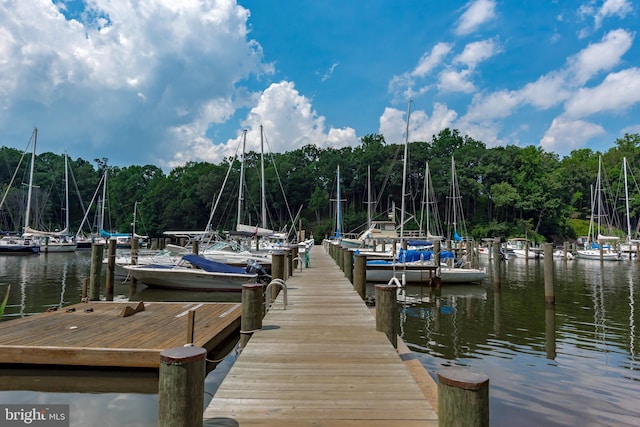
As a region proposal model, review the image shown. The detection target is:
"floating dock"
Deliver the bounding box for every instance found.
[203,244,438,426]
[0,301,241,369]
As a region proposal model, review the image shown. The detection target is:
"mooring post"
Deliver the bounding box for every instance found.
[186,309,196,345]
[543,243,554,305]
[240,283,264,350]
[375,284,397,348]
[287,249,294,277]
[81,278,88,301]
[438,367,489,427]
[434,240,441,270]
[353,253,367,300]
[343,249,353,283]
[271,251,285,301]
[105,238,116,301]
[158,346,206,427]
[292,246,299,273]
[192,240,199,255]
[89,243,104,301]
[493,237,501,289]
[338,247,345,271]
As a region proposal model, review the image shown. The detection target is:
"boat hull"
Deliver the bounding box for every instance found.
[124,265,257,290]
[0,246,40,255]
[365,261,438,284]
[41,243,77,253]
[576,250,621,261]
[440,267,486,283]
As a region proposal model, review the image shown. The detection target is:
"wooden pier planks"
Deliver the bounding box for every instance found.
[203,245,438,426]
[0,301,241,368]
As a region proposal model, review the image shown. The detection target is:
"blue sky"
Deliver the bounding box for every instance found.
[0,0,638,171]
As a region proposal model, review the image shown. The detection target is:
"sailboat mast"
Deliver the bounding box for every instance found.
[24,127,37,234]
[597,157,602,240]
[237,129,247,229]
[64,152,70,234]
[451,157,458,238]
[624,157,632,242]
[260,125,266,230]
[422,162,429,237]
[336,165,342,238]
[100,168,107,231]
[367,165,372,230]
[399,101,411,241]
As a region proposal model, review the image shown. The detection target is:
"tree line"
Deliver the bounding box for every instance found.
[1,129,639,244]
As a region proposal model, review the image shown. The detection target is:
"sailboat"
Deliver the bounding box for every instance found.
[365,102,464,285]
[0,128,40,255]
[235,128,274,238]
[619,157,640,257]
[438,157,486,283]
[576,156,622,261]
[24,152,77,252]
[75,170,108,249]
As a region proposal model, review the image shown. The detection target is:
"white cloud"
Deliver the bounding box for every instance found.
[379,104,457,144]
[454,39,501,69]
[564,68,640,118]
[455,0,497,35]
[439,69,476,93]
[519,72,572,109]
[168,81,359,169]
[412,42,453,77]
[540,117,605,154]
[0,0,273,167]
[388,42,452,101]
[595,0,633,29]
[569,29,633,84]
[464,90,521,121]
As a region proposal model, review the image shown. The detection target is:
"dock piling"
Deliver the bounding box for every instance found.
[543,243,554,305]
[343,249,353,283]
[240,283,264,350]
[89,243,104,301]
[158,346,206,427]
[437,367,489,427]
[105,238,116,301]
[186,309,196,345]
[353,253,367,300]
[375,284,397,348]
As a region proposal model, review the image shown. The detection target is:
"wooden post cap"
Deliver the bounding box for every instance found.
[437,367,489,391]
[242,283,264,290]
[160,346,206,365]
[375,284,397,292]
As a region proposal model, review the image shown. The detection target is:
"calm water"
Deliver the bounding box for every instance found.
[395,256,640,427]
[1,252,639,426]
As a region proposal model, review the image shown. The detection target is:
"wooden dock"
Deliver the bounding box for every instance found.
[0,301,241,368]
[203,245,438,426]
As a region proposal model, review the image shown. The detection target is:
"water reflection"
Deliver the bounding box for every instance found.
[394,258,640,426]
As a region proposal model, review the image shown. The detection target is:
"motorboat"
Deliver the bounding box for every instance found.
[123,254,270,291]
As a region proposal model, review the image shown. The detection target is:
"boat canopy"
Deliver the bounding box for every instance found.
[182,254,249,274]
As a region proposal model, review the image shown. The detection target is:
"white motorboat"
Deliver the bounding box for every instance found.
[123,254,270,291]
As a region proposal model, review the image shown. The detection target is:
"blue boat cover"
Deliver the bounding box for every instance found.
[397,249,432,262]
[407,240,432,247]
[182,254,249,274]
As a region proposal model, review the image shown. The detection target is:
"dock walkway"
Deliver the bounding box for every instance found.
[203,244,438,426]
